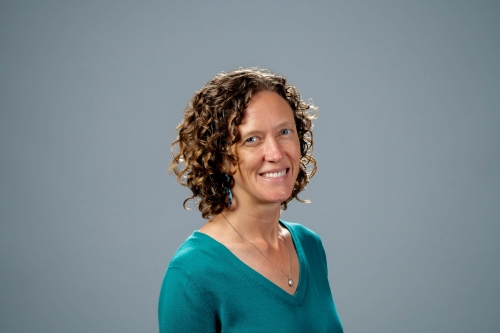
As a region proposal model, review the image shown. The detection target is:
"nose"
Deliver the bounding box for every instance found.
[264,137,283,162]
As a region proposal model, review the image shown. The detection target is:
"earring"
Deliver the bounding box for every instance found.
[224,174,232,207]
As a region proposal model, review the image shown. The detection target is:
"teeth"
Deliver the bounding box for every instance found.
[263,170,286,178]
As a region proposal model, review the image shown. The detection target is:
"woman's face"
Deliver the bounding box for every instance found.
[231,91,301,207]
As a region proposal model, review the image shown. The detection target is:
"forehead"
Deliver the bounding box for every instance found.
[239,91,295,129]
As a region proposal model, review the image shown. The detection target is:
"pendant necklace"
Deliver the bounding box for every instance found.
[221,212,293,287]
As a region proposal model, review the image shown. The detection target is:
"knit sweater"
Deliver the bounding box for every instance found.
[158,221,343,332]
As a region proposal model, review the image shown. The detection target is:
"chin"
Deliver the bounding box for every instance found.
[263,192,293,204]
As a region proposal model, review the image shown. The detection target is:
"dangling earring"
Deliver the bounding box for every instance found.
[224,174,232,207]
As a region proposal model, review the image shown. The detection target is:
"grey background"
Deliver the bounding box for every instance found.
[1,1,499,332]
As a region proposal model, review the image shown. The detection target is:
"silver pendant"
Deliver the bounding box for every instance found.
[288,278,294,287]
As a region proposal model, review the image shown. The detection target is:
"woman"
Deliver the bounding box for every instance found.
[159,68,343,332]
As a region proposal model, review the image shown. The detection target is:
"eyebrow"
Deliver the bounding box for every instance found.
[239,120,296,138]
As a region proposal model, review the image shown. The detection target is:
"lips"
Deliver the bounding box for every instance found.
[261,169,287,179]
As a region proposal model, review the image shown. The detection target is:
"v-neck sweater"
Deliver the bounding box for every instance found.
[158,221,343,333]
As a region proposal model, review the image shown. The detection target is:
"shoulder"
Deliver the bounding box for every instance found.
[159,233,220,332]
[281,221,328,269]
[281,221,323,246]
[167,232,222,274]
[159,232,225,310]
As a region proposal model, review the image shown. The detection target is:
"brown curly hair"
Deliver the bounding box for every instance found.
[170,68,317,219]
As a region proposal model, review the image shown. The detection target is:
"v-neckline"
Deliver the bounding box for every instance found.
[194,221,309,306]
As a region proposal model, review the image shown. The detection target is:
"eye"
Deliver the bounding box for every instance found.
[280,129,292,135]
[245,136,258,143]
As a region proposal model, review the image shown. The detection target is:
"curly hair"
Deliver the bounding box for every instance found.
[170,68,317,219]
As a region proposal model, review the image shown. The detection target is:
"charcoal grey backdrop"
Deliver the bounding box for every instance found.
[1,1,499,332]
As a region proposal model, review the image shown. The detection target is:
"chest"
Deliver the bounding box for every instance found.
[227,241,300,294]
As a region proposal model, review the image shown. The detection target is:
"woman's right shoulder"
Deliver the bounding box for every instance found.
[166,232,222,275]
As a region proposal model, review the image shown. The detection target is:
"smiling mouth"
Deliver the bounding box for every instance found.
[261,169,288,179]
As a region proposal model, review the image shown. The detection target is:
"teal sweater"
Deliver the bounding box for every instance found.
[158,222,343,332]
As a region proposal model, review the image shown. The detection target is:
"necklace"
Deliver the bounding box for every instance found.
[221,212,293,287]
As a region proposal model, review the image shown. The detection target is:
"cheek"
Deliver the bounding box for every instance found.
[290,140,302,162]
[232,156,252,182]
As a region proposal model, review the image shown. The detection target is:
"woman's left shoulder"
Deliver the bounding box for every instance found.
[280,221,323,245]
[282,221,330,272]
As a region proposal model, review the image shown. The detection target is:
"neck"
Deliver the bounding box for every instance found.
[219,202,282,245]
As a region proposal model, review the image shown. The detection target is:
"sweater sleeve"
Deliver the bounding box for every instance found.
[158,267,218,333]
[317,236,329,275]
